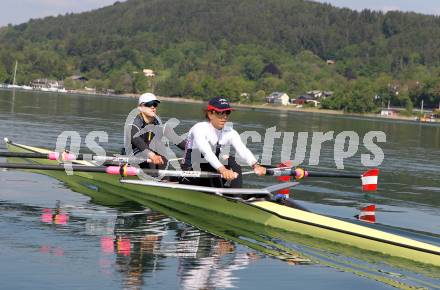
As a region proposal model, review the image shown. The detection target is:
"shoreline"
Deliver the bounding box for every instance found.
[135,95,435,123]
[1,87,437,123]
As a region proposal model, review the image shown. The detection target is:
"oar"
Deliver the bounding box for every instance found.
[243,167,365,178]
[355,204,376,224]
[243,166,378,191]
[265,168,361,178]
[0,162,220,178]
[0,151,152,163]
[264,167,379,191]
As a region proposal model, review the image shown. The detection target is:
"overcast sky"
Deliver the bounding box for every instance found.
[0,0,439,27]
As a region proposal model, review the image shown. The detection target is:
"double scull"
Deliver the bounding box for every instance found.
[2,138,440,266]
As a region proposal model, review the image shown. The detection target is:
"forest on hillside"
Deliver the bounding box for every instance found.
[1,0,440,113]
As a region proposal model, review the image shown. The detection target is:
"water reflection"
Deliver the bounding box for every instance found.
[39,244,64,256]
[75,198,312,290]
[178,250,259,290]
[41,201,69,225]
[84,207,264,290]
[0,184,438,290]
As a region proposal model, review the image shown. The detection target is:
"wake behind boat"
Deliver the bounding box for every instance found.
[2,138,440,267]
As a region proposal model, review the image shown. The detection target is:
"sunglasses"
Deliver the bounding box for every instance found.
[140,101,159,108]
[212,110,231,117]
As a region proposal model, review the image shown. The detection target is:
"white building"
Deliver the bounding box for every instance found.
[143,69,155,77]
[266,92,290,106]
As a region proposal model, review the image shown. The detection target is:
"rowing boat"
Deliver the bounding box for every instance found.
[4,138,440,266]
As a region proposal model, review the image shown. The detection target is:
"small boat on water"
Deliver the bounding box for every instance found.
[2,138,440,267]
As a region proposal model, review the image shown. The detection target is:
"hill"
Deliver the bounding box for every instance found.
[1,0,440,112]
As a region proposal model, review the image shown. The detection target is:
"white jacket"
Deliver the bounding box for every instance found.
[185,121,257,170]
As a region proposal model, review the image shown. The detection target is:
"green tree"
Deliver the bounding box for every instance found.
[109,69,133,94]
[132,73,149,93]
[2,0,440,109]
[0,64,7,83]
[240,56,264,81]
[343,79,377,113]
[258,76,287,94]
[254,90,267,103]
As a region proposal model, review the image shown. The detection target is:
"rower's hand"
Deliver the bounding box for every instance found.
[294,167,306,180]
[148,152,164,165]
[218,166,238,180]
[253,164,266,176]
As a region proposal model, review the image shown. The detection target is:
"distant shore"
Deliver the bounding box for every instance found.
[2,87,436,123]
[123,93,435,123]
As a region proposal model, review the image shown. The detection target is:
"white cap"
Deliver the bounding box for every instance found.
[138,92,160,105]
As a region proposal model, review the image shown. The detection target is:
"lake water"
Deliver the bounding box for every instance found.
[0,89,439,289]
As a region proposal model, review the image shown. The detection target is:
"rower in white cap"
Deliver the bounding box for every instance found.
[126,92,185,170]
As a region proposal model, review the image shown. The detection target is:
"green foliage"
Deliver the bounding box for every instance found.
[322,78,378,113]
[63,78,82,90]
[1,0,440,112]
[405,98,414,112]
[132,73,149,93]
[108,69,133,94]
[239,55,264,81]
[254,90,267,103]
[0,63,8,83]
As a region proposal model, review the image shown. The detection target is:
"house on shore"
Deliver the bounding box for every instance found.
[68,75,88,81]
[306,90,322,99]
[380,109,398,117]
[291,90,333,107]
[31,79,65,91]
[65,75,88,88]
[306,90,333,100]
[266,92,290,106]
[293,95,320,107]
[143,69,155,77]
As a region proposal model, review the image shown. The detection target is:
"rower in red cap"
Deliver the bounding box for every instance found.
[181,96,266,187]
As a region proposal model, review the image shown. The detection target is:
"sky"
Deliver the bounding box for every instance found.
[0,0,118,27]
[313,0,440,15]
[0,0,439,27]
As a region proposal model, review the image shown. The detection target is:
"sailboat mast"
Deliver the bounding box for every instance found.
[12,60,17,86]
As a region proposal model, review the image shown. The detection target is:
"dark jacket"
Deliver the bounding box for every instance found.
[128,114,186,157]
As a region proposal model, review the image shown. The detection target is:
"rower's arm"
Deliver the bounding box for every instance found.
[176,140,186,150]
[163,123,186,150]
[130,125,152,157]
[230,131,257,166]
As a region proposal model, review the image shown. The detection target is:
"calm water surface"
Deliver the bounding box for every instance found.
[0,90,439,290]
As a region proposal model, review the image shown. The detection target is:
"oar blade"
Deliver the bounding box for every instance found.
[355,204,376,224]
[361,169,379,191]
[275,161,293,200]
